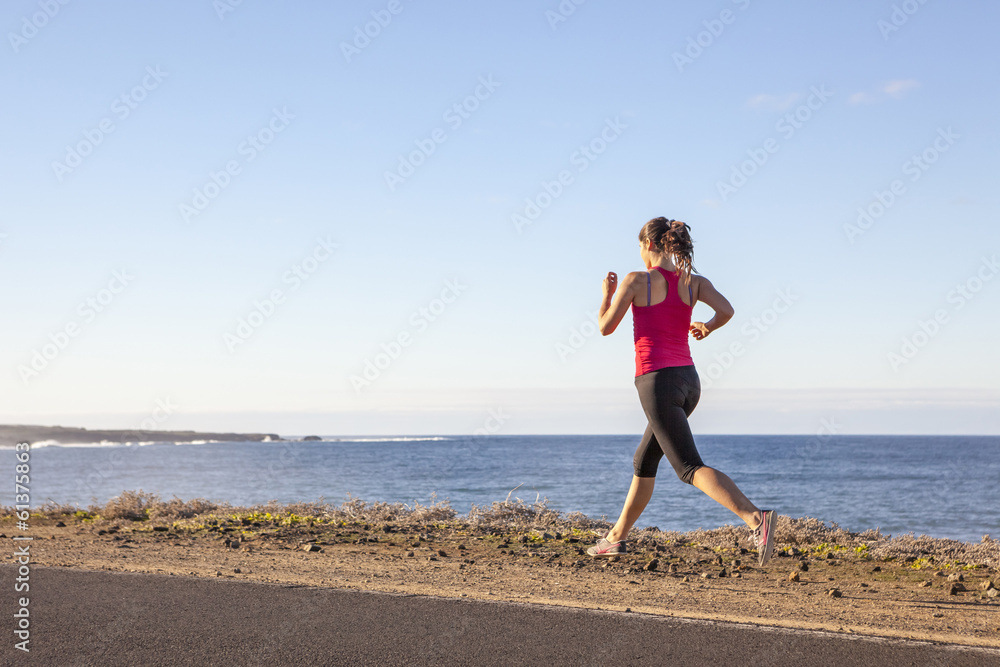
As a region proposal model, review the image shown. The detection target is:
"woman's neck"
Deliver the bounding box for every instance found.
[646,255,676,271]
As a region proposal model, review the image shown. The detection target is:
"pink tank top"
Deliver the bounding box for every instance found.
[631,265,694,376]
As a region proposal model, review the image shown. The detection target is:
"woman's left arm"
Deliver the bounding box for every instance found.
[599,271,640,335]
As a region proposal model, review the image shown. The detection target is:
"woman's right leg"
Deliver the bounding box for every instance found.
[638,367,762,529]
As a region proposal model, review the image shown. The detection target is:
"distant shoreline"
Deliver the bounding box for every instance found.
[0,424,282,447]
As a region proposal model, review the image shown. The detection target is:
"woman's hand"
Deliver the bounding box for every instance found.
[603,271,618,298]
[689,322,711,340]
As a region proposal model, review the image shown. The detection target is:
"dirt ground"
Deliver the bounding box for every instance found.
[9,514,1000,649]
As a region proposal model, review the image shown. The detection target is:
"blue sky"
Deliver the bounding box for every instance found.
[1,0,997,436]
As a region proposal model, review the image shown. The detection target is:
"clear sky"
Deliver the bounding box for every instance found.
[2,0,997,436]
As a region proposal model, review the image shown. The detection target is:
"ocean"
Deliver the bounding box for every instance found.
[17,434,999,544]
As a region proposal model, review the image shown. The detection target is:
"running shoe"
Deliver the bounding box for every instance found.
[751,510,776,567]
[586,535,627,558]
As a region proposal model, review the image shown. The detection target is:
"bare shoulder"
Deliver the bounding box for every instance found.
[690,273,713,301]
[617,271,645,298]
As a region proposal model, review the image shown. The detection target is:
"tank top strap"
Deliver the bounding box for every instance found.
[646,271,651,306]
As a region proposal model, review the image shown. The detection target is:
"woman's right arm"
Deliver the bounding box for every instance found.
[690,275,734,340]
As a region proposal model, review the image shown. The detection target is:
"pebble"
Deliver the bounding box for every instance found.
[681,576,690,583]
[718,568,728,578]
[827,589,842,598]
[437,549,448,558]
[986,589,999,599]
[870,566,881,573]
[934,570,947,577]
[55,521,66,528]
[667,563,678,574]
[947,573,965,582]
[644,559,659,572]
[798,562,809,572]
[234,568,241,574]
[919,580,932,588]
[700,572,712,579]
[406,551,414,557]
[949,583,966,595]
[302,544,321,553]
[982,580,996,591]
[788,571,800,582]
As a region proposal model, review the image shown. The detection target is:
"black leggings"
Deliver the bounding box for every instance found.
[633,365,705,483]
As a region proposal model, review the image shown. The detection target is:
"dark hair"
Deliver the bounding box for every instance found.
[638,217,694,280]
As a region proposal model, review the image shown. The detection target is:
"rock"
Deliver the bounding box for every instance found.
[986,588,999,599]
[644,558,659,572]
[667,563,678,574]
[406,551,414,557]
[947,573,965,582]
[681,576,690,583]
[427,556,438,562]
[610,555,620,563]
[933,612,944,618]
[981,580,996,591]
[437,549,448,558]
[949,583,966,595]
[302,435,322,441]
[216,571,222,577]
[518,535,528,544]
[55,521,66,527]
[152,526,169,532]
[700,572,712,579]
[827,589,842,598]
[718,568,728,578]
[934,570,947,577]
[302,543,321,552]
[788,571,800,582]
[870,566,881,573]
[234,568,241,574]
[715,555,724,566]
[919,580,932,588]
[798,562,809,572]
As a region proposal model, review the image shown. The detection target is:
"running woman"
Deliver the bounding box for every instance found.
[587,217,776,566]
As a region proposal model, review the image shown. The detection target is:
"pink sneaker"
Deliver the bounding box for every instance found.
[752,510,776,566]
[586,535,627,558]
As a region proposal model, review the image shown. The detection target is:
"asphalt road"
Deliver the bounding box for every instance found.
[1,565,998,666]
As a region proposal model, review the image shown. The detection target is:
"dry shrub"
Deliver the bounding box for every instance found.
[94,489,161,521]
[148,496,227,520]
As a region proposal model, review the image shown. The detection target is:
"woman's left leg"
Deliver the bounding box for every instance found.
[605,475,655,543]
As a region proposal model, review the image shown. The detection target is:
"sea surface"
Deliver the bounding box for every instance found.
[14,435,1000,544]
